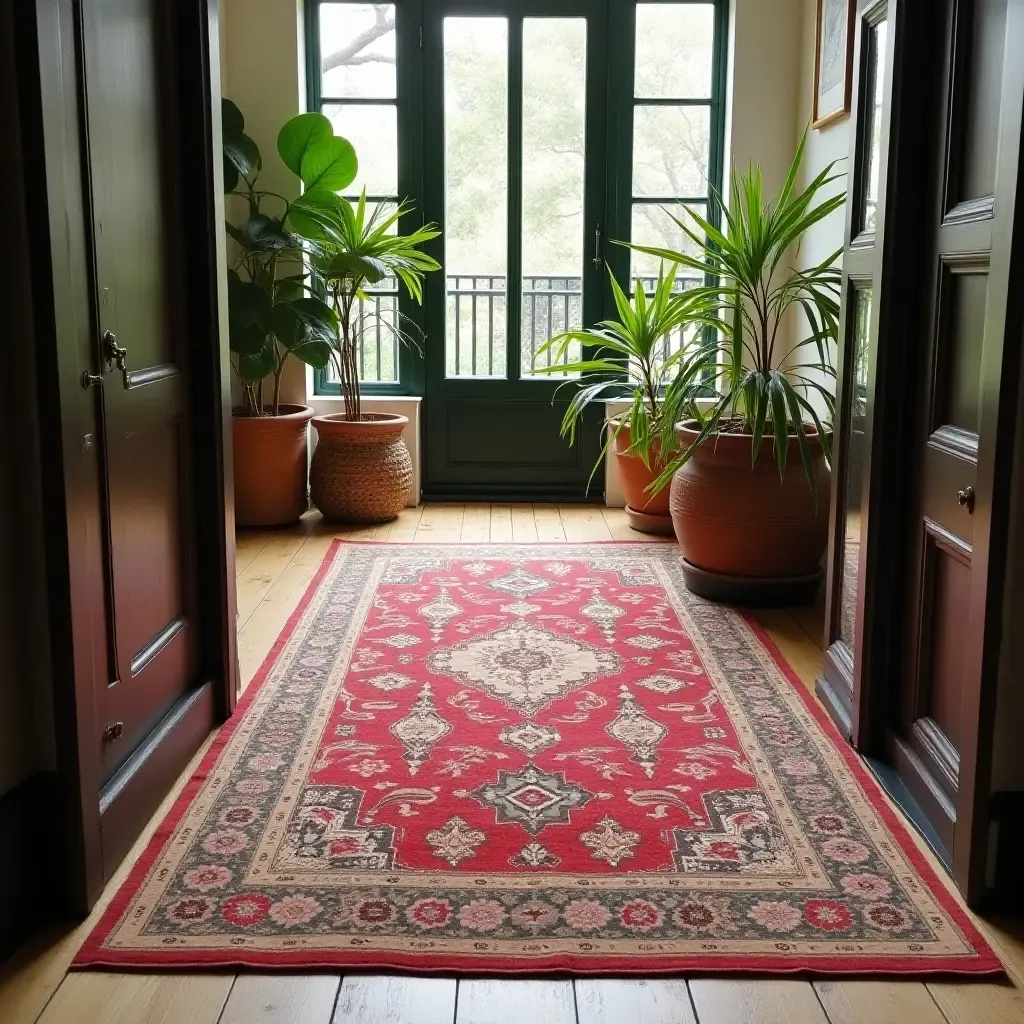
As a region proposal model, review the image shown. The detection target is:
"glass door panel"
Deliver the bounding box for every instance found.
[423,0,607,498]
[520,17,587,377]
[443,17,509,378]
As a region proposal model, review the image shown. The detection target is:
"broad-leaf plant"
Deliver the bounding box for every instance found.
[223,101,355,416]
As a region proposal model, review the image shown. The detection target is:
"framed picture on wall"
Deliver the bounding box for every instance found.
[813,0,855,127]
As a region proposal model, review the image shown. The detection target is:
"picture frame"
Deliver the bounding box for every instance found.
[812,0,856,128]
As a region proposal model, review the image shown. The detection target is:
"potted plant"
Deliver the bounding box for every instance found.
[305,193,441,522]
[534,265,721,534]
[223,101,354,526]
[634,130,843,603]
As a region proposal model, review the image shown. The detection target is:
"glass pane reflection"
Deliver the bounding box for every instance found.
[838,287,872,648]
[862,18,888,233]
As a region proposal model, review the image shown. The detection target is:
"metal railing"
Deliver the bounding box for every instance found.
[325,273,703,385]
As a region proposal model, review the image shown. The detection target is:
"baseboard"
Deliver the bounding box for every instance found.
[0,771,61,961]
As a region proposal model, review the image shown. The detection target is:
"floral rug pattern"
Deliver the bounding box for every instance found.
[76,542,998,975]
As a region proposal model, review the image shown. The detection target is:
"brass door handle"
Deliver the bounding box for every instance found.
[957,486,975,513]
[103,330,132,389]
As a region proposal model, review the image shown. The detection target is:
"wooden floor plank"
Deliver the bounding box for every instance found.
[813,980,946,1024]
[455,980,575,1024]
[218,976,340,1024]
[489,504,514,542]
[333,976,457,1024]
[533,504,566,541]
[600,506,638,540]
[928,980,1024,1024]
[747,607,823,692]
[459,503,491,542]
[38,974,233,1024]
[688,980,828,1024]
[388,504,425,541]
[236,531,335,688]
[511,503,539,542]
[234,529,275,576]
[235,518,317,625]
[415,503,465,542]
[575,979,696,1024]
[558,504,613,542]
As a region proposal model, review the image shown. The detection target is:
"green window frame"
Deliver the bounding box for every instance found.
[306,0,728,397]
[307,0,425,397]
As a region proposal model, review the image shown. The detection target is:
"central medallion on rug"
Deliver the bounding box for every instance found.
[77,541,998,975]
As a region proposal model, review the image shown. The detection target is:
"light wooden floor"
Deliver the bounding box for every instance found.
[3,504,1023,1024]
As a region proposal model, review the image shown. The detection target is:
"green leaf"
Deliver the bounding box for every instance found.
[300,136,358,192]
[277,112,333,177]
[768,371,790,478]
[223,157,238,194]
[224,133,260,180]
[222,98,244,137]
[268,303,303,348]
[227,277,271,354]
[291,296,339,338]
[236,345,275,383]
[326,251,386,283]
[243,215,292,251]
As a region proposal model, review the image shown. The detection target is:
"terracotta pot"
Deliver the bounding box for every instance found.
[611,423,674,535]
[232,404,313,527]
[669,421,830,600]
[310,413,412,523]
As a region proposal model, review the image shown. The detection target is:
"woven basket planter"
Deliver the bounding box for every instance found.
[310,413,412,523]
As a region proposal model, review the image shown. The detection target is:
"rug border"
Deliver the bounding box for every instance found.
[73,540,1003,977]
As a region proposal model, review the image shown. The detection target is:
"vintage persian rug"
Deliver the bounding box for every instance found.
[76,541,999,975]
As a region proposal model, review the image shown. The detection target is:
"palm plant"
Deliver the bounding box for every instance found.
[631,128,844,496]
[308,194,441,421]
[533,264,723,487]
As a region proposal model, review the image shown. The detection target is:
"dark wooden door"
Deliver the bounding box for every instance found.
[81,0,210,877]
[890,0,1024,885]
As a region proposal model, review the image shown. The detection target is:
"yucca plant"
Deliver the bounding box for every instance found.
[630,128,844,498]
[309,193,440,421]
[533,264,723,488]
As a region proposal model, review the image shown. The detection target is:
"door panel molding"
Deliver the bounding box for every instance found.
[25,0,236,913]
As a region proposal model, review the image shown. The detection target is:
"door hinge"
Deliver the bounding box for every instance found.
[419,24,423,49]
[102,721,124,745]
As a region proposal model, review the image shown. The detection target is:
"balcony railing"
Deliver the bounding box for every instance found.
[323,273,703,386]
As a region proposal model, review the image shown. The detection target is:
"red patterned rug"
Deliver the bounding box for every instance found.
[76,541,999,975]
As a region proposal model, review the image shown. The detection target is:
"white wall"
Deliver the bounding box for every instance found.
[221,0,308,408]
[795,0,852,386]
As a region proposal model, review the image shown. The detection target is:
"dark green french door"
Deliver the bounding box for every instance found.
[421,0,609,499]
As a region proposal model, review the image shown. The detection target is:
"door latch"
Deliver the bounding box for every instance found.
[103,330,132,389]
[592,219,604,269]
[102,721,124,745]
[957,486,975,513]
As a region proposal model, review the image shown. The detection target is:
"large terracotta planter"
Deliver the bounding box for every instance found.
[669,421,830,604]
[232,404,313,527]
[310,413,412,523]
[611,422,674,535]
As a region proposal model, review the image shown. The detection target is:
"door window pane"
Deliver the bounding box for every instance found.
[838,286,873,648]
[635,4,715,98]
[324,104,398,195]
[444,17,509,378]
[320,3,397,98]
[633,105,711,197]
[521,17,587,378]
[630,202,707,276]
[861,18,888,233]
[630,203,707,363]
